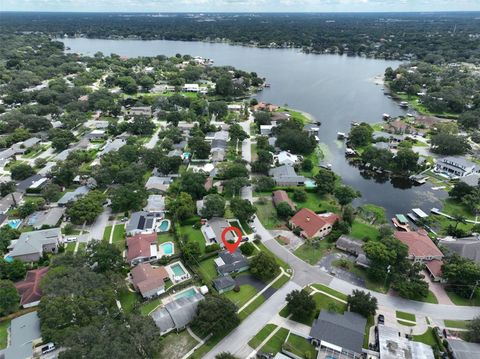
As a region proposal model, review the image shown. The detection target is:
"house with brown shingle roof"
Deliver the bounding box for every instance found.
[289,208,339,239]
[384,119,412,134]
[14,267,49,308]
[131,263,170,298]
[272,190,296,211]
[126,233,159,266]
[394,230,444,281]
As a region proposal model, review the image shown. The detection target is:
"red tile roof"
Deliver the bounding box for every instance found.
[14,267,49,306]
[131,263,169,295]
[272,190,296,211]
[290,208,339,238]
[425,259,443,278]
[126,233,157,263]
[394,231,443,258]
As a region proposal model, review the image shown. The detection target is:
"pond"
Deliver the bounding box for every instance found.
[60,38,447,218]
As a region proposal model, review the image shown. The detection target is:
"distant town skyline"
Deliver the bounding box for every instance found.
[2,0,480,13]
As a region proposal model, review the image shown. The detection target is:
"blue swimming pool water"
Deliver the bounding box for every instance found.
[175,288,197,300]
[158,219,170,232]
[8,219,21,229]
[161,242,173,255]
[4,256,13,263]
[170,263,186,276]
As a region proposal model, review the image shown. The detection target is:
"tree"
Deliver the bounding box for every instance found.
[220,162,249,179]
[87,241,125,274]
[442,254,480,298]
[301,158,313,172]
[49,129,76,151]
[0,181,15,197]
[286,289,316,321]
[452,214,467,230]
[182,241,201,264]
[10,163,35,180]
[462,187,480,215]
[192,296,240,336]
[174,172,207,200]
[431,133,470,155]
[347,290,377,317]
[334,185,361,208]
[215,353,239,359]
[348,123,373,147]
[0,280,19,316]
[127,116,155,136]
[17,200,39,218]
[189,136,211,159]
[224,177,250,196]
[392,262,429,300]
[395,147,418,172]
[250,252,279,281]
[215,76,234,97]
[276,202,294,218]
[42,183,63,203]
[230,197,256,222]
[229,123,248,142]
[240,242,255,256]
[342,205,355,226]
[67,190,106,225]
[254,176,275,192]
[293,188,307,202]
[449,182,474,200]
[167,192,195,221]
[276,129,317,155]
[201,194,226,219]
[110,183,147,213]
[314,168,336,195]
[0,226,20,254]
[465,316,480,343]
[0,258,26,281]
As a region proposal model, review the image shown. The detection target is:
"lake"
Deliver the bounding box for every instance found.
[60,38,447,218]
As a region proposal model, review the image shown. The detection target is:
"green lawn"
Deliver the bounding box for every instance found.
[103,225,113,241]
[350,220,379,241]
[179,217,206,254]
[363,316,374,348]
[256,199,284,230]
[0,320,10,349]
[421,290,438,304]
[248,324,278,349]
[413,328,437,347]
[156,329,199,359]
[112,224,126,250]
[294,240,335,265]
[291,192,340,214]
[271,274,290,290]
[223,284,258,308]
[197,257,218,282]
[283,333,316,359]
[444,319,470,329]
[118,289,141,313]
[260,328,290,355]
[396,311,416,322]
[446,290,480,306]
[310,284,348,301]
[139,298,162,316]
[65,242,76,253]
[442,198,475,220]
[357,204,387,224]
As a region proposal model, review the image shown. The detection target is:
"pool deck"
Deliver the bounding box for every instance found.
[165,261,191,284]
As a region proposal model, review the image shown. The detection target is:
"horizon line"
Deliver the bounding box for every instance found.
[1,10,480,14]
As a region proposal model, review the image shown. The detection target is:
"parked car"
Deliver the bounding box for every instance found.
[256,352,273,359]
[41,343,55,354]
[434,326,444,339]
[241,236,249,242]
[65,236,77,243]
[378,314,385,325]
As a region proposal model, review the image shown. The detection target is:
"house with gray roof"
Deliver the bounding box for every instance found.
[0,311,42,359]
[53,149,71,161]
[201,217,235,247]
[16,174,47,193]
[0,148,16,168]
[268,165,306,186]
[7,228,61,262]
[213,275,236,294]
[0,192,23,214]
[98,138,126,156]
[335,235,370,268]
[150,292,204,335]
[145,176,173,193]
[435,157,477,178]
[214,251,249,276]
[447,339,480,359]
[459,173,480,187]
[309,311,366,358]
[126,211,161,236]
[27,207,66,230]
[143,195,166,213]
[439,236,480,264]
[57,185,90,206]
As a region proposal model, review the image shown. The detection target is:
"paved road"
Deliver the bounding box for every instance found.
[88,206,111,241]
[203,281,300,359]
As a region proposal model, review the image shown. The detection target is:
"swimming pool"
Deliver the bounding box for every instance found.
[4,256,13,263]
[304,179,317,189]
[170,263,186,276]
[158,219,171,232]
[160,242,173,255]
[8,219,22,229]
[175,288,197,300]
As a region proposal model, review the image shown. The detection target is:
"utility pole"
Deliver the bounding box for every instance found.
[383,265,391,290]
[470,280,479,301]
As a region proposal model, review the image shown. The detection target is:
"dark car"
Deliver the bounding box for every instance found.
[378,314,385,325]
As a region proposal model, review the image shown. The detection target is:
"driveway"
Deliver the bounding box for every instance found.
[270,229,304,251]
[317,253,366,287]
[235,273,277,300]
[87,206,111,241]
[422,270,453,305]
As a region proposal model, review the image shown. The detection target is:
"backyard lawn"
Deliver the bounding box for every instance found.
[260,328,290,355]
[350,220,379,241]
[223,284,258,308]
[255,199,284,230]
[197,257,218,282]
[248,324,278,349]
[413,328,437,347]
[0,320,9,349]
[294,240,335,265]
[283,333,316,359]
[291,192,339,214]
[179,217,206,254]
[139,298,162,316]
[157,330,199,359]
[118,288,141,313]
[112,224,126,250]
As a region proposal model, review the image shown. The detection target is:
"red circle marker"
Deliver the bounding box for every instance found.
[221,226,243,254]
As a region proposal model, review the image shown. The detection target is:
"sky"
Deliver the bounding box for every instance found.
[2,0,480,13]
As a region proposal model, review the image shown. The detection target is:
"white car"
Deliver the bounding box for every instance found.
[65,237,77,243]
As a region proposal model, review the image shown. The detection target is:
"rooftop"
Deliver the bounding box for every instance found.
[394,230,443,258]
[131,263,169,296]
[378,324,434,359]
[14,267,49,306]
[290,208,339,238]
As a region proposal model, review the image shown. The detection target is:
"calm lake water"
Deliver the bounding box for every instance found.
[61,38,447,218]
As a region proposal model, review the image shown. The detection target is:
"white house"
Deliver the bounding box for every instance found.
[274,151,300,166]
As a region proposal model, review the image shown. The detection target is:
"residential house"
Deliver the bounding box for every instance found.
[438,236,480,264]
[435,157,476,178]
[150,292,204,335]
[14,267,49,308]
[201,217,235,247]
[459,173,480,187]
[270,112,290,123]
[213,275,236,294]
[414,115,444,129]
[16,174,47,193]
[268,165,306,186]
[126,232,159,265]
[214,250,249,276]
[172,140,188,151]
[126,211,161,236]
[143,195,166,213]
[145,176,173,193]
[183,84,199,92]
[57,185,90,206]
[0,192,23,214]
[260,125,275,136]
[274,151,300,166]
[0,311,42,359]
[126,106,152,117]
[131,263,170,298]
[272,190,296,211]
[384,119,412,134]
[27,207,65,230]
[309,311,366,358]
[289,208,339,239]
[7,228,61,262]
[98,138,126,156]
[211,148,226,163]
[394,230,444,281]
[253,102,279,112]
[377,324,434,359]
[335,235,370,268]
[87,129,106,140]
[304,123,320,137]
[446,339,480,359]
[11,137,41,154]
[53,148,71,161]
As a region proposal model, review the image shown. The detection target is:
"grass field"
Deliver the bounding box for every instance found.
[139,298,162,316]
[421,290,438,304]
[238,295,266,320]
[283,333,316,358]
[446,290,480,306]
[441,198,475,220]
[291,192,340,214]
[197,257,218,282]
[223,284,259,308]
[111,224,125,250]
[0,320,9,349]
[350,220,379,241]
[444,319,470,329]
[118,288,140,313]
[396,311,416,322]
[102,225,112,241]
[413,328,437,347]
[260,328,290,355]
[256,242,290,272]
[310,284,348,301]
[294,240,335,265]
[363,316,374,348]
[256,198,284,230]
[248,324,278,349]
[179,217,206,254]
